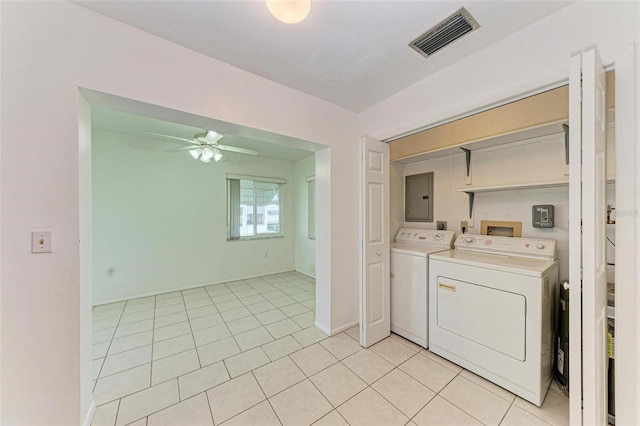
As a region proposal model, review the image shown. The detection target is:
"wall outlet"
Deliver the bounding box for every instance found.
[460,221,468,233]
[437,221,447,230]
[107,266,115,278]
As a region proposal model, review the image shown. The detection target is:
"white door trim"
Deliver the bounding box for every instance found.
[610,43,638,426]
[567,52,583,425]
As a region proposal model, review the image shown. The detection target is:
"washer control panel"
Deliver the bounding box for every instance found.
[455,234,557,260]
[395,228,456,247]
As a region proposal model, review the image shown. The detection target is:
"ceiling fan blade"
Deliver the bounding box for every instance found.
[144,132,199,145]
[166,146,199,152]
[217,144,259,156]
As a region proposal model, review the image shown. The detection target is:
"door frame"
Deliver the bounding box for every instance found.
[366,43,637,424]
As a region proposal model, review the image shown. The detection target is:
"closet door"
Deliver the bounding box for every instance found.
[568,47,608,425]
[360,135,390,347]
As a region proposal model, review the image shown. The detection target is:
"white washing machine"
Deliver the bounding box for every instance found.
[391,228,456,348]
[429,234,559,406]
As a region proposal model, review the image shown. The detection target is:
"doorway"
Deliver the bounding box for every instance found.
[79,89,332,417]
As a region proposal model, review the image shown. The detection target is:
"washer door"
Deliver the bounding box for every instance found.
[436,277,526,361]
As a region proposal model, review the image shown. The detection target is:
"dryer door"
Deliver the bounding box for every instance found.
[436,277,526,361]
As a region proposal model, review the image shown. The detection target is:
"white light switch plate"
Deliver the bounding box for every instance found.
[32,230,53,253]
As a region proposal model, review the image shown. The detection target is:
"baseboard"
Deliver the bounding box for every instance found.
[82,400,96,426]
[329,320,359,337]
[314,321,331,336]
[295,270,316,280]
[93,269,296,306]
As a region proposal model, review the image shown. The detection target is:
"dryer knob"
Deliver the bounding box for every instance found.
[536,244,545,250]
[463,237,476,244]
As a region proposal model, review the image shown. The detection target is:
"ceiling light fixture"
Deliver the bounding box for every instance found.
[201,146,214,161]
[187,145,223,163]
[265,0,311,24]
[189,148,202,160]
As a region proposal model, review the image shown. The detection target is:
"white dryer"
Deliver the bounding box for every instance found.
[391,228,456,348]
[429,234,559,407]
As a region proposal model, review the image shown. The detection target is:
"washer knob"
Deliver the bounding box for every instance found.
[536,244,545,250]
[464,236,476,244]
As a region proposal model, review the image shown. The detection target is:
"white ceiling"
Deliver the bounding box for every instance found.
[75,0,573,112]
[92,107,315,162]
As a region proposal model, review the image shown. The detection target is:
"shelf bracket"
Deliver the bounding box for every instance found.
[562,124,569,165]
[460,148,471,177]
[464,191,475,218]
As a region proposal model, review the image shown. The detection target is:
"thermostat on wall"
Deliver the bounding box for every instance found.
[532,205,554,228]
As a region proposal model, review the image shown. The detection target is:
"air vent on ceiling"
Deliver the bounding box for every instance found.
[409,8,479,58]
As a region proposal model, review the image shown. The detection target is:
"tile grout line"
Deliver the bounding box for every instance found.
[215,283,249,374]
[498,396,517,425]
[113,398,122,426]
[353,351,425,420]
[93,273,315,417]
[419,365,493,426]
[150,293,165,388]
[94,302,128,389]
[106,296,155,423]
[203,390,216,425]
[184,286,215,370]
[249,369,285,425]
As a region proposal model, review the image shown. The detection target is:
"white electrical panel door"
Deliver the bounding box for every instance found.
[391,252,428,347]
[436,277,526,360]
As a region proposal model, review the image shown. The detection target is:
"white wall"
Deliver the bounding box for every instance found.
[399,135,572,279]
[294,155,316,278]
[1,0,638,423]
[92,130,297,304]
[359,1,639,140]
[0,2,359,424]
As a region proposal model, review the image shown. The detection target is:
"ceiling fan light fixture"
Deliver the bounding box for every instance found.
[212,148,223,162]
[200,156,211,164]
[265,0,311,24]
[189,148,202,160]
[201,146,214,161]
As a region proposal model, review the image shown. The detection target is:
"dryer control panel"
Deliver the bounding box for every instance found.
[395,228,456,247]
[455,234,557,261]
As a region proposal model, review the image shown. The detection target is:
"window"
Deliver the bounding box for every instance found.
[306,176,316,240]
[228,175,285,240]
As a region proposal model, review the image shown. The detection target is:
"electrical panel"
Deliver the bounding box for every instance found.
[405,172,434,222]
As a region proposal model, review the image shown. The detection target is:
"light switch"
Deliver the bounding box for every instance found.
[32,230,53,253]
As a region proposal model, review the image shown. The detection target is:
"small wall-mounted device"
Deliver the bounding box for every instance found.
[532,205,554,228]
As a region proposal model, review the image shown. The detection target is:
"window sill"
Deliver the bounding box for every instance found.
[227,235,284,242]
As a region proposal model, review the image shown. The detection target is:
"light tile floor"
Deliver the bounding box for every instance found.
[92,271,569,426]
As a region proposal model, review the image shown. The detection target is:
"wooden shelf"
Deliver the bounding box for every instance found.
[458,179,569,218]
[457,179,569,194]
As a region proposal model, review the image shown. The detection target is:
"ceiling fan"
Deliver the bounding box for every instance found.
[146,129,259,163]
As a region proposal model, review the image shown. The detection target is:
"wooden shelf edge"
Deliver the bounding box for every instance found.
[457,180,570,193]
